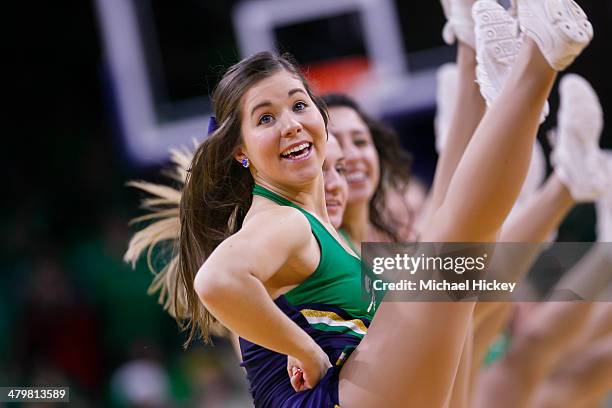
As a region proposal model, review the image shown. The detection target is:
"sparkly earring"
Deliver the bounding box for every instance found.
[241,157,249,168]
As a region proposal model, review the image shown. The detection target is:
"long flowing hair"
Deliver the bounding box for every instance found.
[126,52,328,347]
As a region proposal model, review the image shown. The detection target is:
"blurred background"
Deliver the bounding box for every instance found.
[2,0,611,406]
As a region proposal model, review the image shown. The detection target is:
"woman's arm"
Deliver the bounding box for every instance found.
[194,206,331,387]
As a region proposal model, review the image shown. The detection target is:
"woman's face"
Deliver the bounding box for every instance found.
[238,70,327,189]
[327,106,380,205]
[322,135,348,228]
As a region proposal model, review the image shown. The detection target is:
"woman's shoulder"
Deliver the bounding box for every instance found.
[238,204,313,246]
[205,203,319,284]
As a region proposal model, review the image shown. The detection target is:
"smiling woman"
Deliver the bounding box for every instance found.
[235,75,327,189]
[322,134,349,229]
[137,4,595,399]
[323,93,414,245]
[178,53,329,345]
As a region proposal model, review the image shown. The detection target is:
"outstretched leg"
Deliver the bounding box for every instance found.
[471,71,608,384]
[339,0,593,405]
[423,42,486,227]
[532,334,612,408]
[472,245,612,408]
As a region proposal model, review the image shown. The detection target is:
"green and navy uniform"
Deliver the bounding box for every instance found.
[239,185,377,407]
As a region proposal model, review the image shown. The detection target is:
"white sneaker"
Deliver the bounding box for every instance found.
[595,153,612,242]
[516,0,593,71]
[473,0,549,122]
[441,0,477,49]
[434,63,458,154]
[551,74,607,202]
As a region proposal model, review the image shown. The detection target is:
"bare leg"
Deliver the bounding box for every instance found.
[576,301,612,343]
[472,243,612,408]
[427,39,555,243]
[338,38,556,407]
[554,245,612,299]
[473,301,594,408]
[448,319,475,408]
[421,43,486,227]
[499,174,573,243]
[470,66,607,388]
[418,40,486,408]
[473,174,575,344]
[470,305,512,388]
[533,334,612,408]
[532,301,612,407]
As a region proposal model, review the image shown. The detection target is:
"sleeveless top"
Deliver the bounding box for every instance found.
[338,228,359,255]
[239,185,378,407]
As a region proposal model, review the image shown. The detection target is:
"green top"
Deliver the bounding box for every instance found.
[339,228,359,254]
[252,184,376,334]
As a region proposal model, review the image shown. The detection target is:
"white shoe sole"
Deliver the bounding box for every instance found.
[553,74,606,202]
[558,73,603,142]
[474,0,522,105]
[442,0,476,48]
[517,0,593,70]
[474,0,550,122]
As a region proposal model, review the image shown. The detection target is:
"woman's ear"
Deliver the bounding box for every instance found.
[233,146,246,164]
[233,146,250,168]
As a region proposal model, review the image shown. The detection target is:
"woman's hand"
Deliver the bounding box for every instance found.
[287,347,332,392]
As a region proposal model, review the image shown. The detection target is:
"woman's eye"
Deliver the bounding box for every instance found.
[258,114,273,125]
[353,139,368,147]
[336,165,347,175]
[293,101,307,111]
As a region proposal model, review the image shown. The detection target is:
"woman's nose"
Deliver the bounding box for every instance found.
[280,113,303,138]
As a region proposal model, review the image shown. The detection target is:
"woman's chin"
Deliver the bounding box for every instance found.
[329,214,343,229]
[281,167,321,186]
[347,187,374,206]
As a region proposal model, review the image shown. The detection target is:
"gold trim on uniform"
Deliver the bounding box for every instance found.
[300,309,368,335]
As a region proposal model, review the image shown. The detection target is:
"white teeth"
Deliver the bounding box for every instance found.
[346,171,367,182]
[281,143,310,157]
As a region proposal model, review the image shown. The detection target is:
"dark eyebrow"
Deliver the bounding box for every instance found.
[251,101,272,117]
[250,88,307,117]
[288,88,307,97]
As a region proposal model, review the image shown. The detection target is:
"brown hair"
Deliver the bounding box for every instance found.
[322,93,413,242]
[177,52,328,346]
[125,145,227,335]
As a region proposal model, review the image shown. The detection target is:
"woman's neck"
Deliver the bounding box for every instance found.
[254,174,329,220]
[342,201,370,244]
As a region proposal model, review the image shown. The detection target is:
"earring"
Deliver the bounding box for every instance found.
[241,157,249,168]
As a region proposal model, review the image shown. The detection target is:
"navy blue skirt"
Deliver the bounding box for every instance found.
[280,366,340,408]
[240,296,364,407]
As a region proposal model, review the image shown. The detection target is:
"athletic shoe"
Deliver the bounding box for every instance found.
[473,0,549,122]
[516,0,593,71]
[441,0,477,49]
[595,152,612,242]
[434,63,458,154]
[551,74,607,202]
